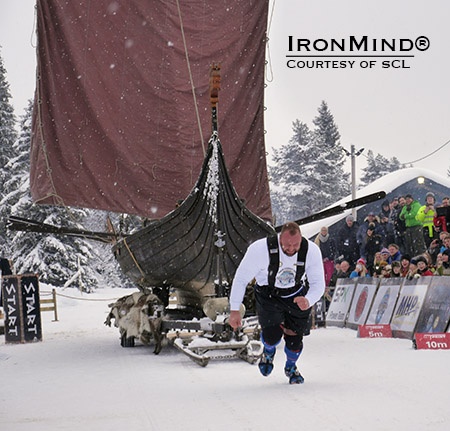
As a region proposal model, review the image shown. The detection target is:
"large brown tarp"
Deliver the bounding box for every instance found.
[30,0,272,220]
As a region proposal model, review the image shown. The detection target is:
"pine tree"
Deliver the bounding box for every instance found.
[360,149,405,186]
[312,101,350,201]
[3,101,100,289]
[270,120,319,222]
[0,51,18,250]
[269,102,350,224]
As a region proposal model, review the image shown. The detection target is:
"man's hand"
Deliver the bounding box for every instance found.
[228,310,242,330]
[294,296,310,310]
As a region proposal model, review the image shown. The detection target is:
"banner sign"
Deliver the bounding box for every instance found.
[346,279,379,329]
[414,333,450,350]
[1,276,22,343]
[20,275,42,342]
[390,279,430,339]
[326,279,356,327]
[358,324,392,338]
[366,279,402,325]
[1,274,42,343]
[414,277,450,334]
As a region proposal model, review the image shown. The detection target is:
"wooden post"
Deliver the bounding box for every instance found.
[40,288,58,321]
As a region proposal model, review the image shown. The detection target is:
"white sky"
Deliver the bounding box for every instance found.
[1,0,449,181]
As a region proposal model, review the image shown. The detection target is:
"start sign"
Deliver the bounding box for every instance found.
[1,274,42,343]
[414,333,450,350]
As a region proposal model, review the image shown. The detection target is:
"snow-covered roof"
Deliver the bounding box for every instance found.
[301,167,450,238]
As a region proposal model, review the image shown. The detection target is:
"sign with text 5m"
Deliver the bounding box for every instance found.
[358,324,392,338]
[414,333,450,350]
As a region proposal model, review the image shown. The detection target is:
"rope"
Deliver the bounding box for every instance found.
[122,237,146,281]
[175,0,205,155]
[41,290,122,302]
[265,0,276,83]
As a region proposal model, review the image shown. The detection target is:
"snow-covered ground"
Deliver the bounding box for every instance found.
[1,285,448,431]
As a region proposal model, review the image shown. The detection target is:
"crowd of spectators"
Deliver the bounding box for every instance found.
[314,193,450,303]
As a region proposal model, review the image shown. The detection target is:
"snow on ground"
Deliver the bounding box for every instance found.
[1,285,448,431]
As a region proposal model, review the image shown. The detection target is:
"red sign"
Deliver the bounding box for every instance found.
[414,333,450,350]
[358,324,392,338]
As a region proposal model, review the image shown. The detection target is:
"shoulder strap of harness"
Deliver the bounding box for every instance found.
[266,235,309,289]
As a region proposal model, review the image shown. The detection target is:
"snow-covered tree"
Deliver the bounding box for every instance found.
[269,102,350,224]
[312,101,350,200]
[0,51,17,250]
[359,149,405,186]
[3,101,99,289]
[270,120,317,222]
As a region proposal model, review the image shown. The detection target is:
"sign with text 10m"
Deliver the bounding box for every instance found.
[414,333,450,350]
[1,274,42,343]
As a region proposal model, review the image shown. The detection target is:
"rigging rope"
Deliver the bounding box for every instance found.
[175,0,206,156]
[402,138,450,165]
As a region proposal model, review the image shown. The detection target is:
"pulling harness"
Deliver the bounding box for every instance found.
[264,234,310,298]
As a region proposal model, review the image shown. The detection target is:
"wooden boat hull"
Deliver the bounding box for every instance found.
[112,134,275,309]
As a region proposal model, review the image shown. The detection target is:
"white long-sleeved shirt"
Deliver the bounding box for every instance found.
[229,235,325,311]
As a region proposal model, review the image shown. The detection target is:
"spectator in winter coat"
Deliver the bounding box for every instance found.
[0,257,13,308]
[393,196,407,252]
[389,261,402,277]
[406,257,419,280]
[357,212,384,259]
[363,223,383,274]
[427,231,449,266]
[379,199,396,246]
[337,215,359,267]
[349,258,370,278]
[414,255,434,276]
[380,247,391,263]
[435,249,450,275]
[400,254,411,277]
[416,192,438,248]
[387,243,402,264]
[399,194,427,258]
[314,226,337,286]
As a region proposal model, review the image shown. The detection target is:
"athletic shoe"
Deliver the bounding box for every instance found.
[258,349,275,376]
[284,365,304,384]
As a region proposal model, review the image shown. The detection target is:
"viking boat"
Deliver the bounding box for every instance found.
[10,1,384,316]
[23,0,274,311]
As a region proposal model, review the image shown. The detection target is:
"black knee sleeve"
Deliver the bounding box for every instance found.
[262,325,284,346]
[284,333,303,352]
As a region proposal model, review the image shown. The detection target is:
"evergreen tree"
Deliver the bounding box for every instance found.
[360,149,405,186]
[3,101,99,289]
[270,120,318,222]
[0,51,17,250]
[270,101,350,224]
[312,101,350,201]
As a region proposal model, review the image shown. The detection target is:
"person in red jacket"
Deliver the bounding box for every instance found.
[414,256,434,276]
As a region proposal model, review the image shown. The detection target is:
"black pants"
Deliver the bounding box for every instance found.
[255,286,311,335]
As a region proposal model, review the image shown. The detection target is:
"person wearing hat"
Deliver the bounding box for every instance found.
[435,249,450,275]
[357,211,384,260]
[349,258,370,278]
[337,215,359,267]
[406,257,419,280]
[363,223,383,275]
[400,254,411,277]
[399,194,427,258]
[417,192,438,248]
[414,255,434,276]
[379,199,396,245]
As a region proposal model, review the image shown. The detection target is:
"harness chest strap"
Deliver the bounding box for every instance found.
[266,234,309,295]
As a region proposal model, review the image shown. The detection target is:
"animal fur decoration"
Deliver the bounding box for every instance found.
[105,292,165,354]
